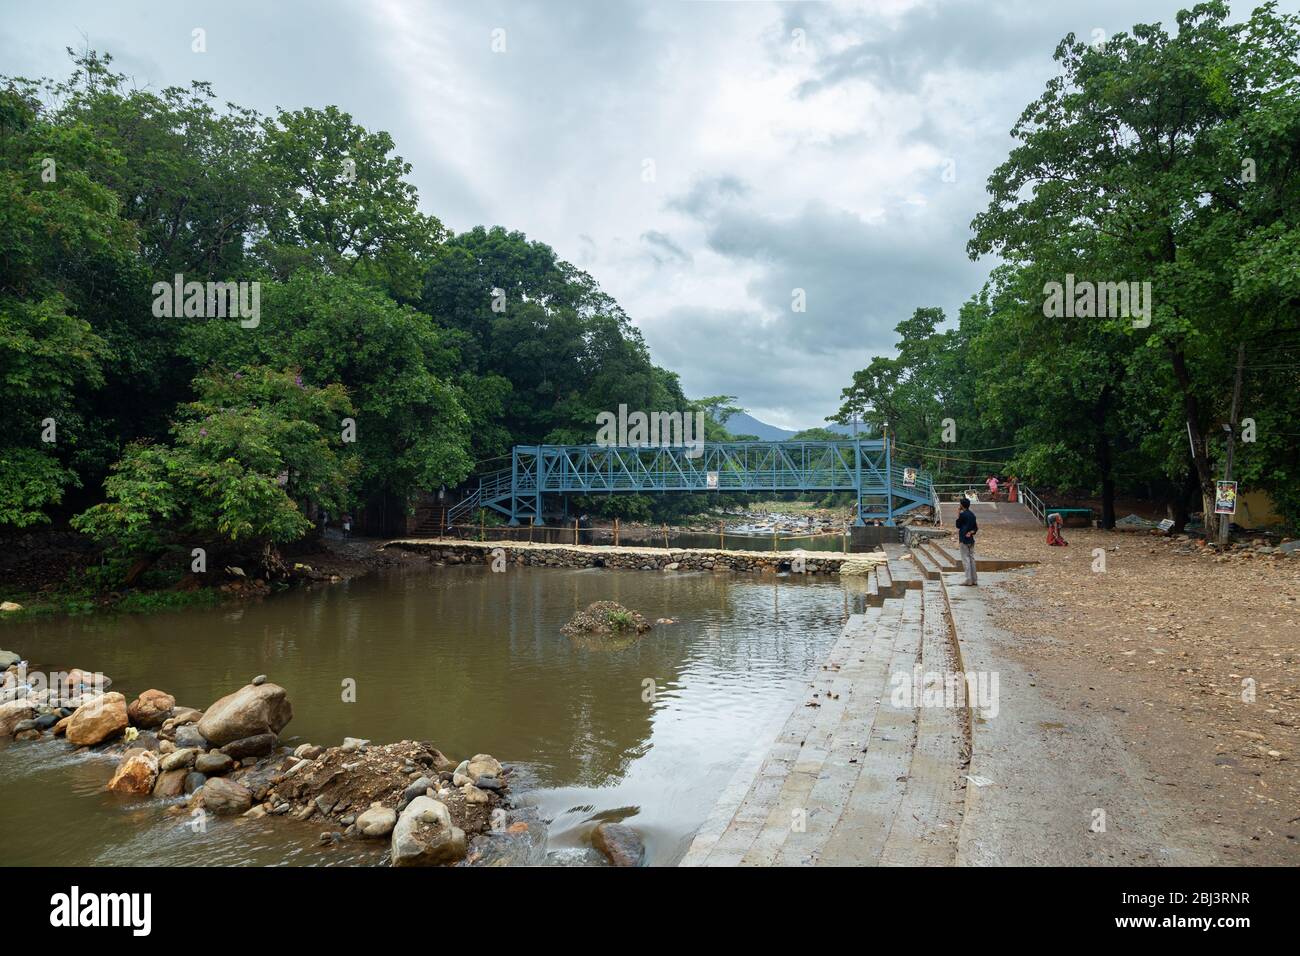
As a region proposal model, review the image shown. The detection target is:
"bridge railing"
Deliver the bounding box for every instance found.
[931,481,984,501]
[445,468,513,527]
[467,441,940,525]
[887,464,933,498]
[1019,485,1048,525]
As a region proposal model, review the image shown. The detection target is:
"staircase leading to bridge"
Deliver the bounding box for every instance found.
[446,440,934,529]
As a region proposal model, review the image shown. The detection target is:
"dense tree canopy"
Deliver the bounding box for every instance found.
[1,49,712,571]
[834,2,1300,531]
[72,367,356,562]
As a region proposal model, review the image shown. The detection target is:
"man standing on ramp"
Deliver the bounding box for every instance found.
[956,496,978,586]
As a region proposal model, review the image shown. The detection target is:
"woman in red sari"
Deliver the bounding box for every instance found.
[1046,513,1068,546]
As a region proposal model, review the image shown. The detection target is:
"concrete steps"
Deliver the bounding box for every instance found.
[685,573,971,867]
[879,580,968,864]
[742,600,903,866]
[921,540,962,572]
[875,560,894,597]
[685,608,884,866]
[855,547,931,606]
[909,544,944,580]
[883,544,924,591]
[928,541,1037,573]
[816,589,925,865]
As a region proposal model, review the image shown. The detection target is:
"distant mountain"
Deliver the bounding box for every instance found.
[721,411,796,440]
[721,411,871,441]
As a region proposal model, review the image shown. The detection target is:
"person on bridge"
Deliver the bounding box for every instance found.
[986,474,1000,501]
[1046,512,1068,547]
[956,496,978,586]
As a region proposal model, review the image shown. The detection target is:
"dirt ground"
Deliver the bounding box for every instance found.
[970,524,1300,864]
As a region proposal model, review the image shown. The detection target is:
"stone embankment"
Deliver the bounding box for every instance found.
[386,538,885,576]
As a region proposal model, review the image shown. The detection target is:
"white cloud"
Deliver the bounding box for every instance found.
[6,0,1292,430]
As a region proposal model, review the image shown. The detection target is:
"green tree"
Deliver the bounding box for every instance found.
[73,367,356,574]
[260,106,444,299]
[180,272,475,503]
[421,226,687,447]
[968,1,1300,523]
[0,84,127,524]
[790,428,842,441]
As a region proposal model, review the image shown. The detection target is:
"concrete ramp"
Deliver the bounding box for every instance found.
[967,499,1041,528]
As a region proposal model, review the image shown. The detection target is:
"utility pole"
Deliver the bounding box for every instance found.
[1218,343,1246,545]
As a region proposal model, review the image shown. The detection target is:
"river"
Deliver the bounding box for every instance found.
[0,562,861,866]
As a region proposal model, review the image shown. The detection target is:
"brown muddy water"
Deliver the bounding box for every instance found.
[0,564,861,866]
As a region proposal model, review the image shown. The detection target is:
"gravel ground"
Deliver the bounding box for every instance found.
[969,524,1300,864]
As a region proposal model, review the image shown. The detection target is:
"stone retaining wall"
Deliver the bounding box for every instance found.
[385,539,875,576]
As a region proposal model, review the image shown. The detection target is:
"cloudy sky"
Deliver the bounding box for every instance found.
[5,0,1291,429]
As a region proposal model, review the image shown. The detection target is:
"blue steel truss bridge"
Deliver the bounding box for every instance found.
[446,440,934,528]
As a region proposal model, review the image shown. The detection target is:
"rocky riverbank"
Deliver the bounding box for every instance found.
[0,651,653,866]
[0,659,532,867]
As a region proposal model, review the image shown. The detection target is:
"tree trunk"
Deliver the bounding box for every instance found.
[122,553,162,588]
[1167,346,1215,518]
[1171,465,1199,534]
[1096,388,1116,529]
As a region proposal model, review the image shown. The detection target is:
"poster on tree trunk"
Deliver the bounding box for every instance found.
[1214,480,1238,515]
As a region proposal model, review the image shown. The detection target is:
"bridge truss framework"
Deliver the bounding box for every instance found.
[448,439,934,528]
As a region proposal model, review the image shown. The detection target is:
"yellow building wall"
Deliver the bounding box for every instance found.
[1239,490,1281,527]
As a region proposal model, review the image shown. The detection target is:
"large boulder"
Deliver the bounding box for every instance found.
[220,733,277,760]
[467,753,502,783]
[106,749,160,795]
[0,649,21,669]
[66,693,129,746]
[197,682,292,746]
[200,777,252,815]
[0,698,36,737]
[195,752,233,776]
[356,803,398,838]
[390,796,467,867]
[127,689,175,728]
[591,822,645,867]
[174,725,208,751]
[153,768,189,798]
